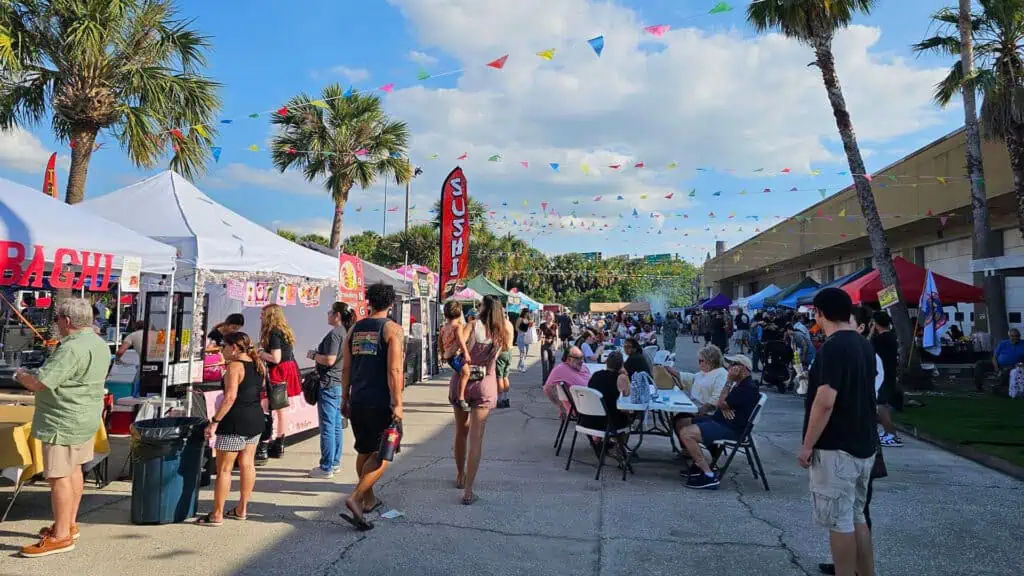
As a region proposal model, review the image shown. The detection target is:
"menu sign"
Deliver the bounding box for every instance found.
[1,241,115,291]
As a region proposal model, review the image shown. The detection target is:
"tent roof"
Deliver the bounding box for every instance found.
[1,177,176,274]
[295,242,412,295]
[507,291,541,312]
[448,287,482,302]
[589,301,651,313]
[81,171,339,279]
[778,287,819,309]
[842,257,985,305]
[465,275,509,298]
[737,284,780,308]
[764,277,820,306]
[797,267,873,306]
[702,293,733,310]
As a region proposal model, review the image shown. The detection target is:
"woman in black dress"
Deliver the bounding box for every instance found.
[199,332,266,525]
[579,352,632,453]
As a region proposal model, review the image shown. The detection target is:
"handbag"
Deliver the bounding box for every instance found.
[301,370,320,406]
[267,378,290,410]
[871,445,888,479]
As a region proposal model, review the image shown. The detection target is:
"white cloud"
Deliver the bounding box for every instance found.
[407,50,438,65]
[382,0,954,257]
[0,128,65,173]
[270,217,365,239]
[204,163,324,196]
[328,65,371,83]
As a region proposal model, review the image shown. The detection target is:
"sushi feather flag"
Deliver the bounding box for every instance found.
[439,167,470,299]
[919,270,948,356]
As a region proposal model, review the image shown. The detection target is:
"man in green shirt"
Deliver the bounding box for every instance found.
[14,297,109,558]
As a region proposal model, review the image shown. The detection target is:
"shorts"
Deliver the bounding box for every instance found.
[448,353,466,372]
[42,440,95,479]
[809,449,874,533]
[693,416,742,444]
[496,351,512,379]
[876,381,892,406]
[214,433,261,452]
[349,404,394,455]
[733,329,748,343]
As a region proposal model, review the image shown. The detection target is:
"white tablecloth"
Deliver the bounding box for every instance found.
[618,387,697,413]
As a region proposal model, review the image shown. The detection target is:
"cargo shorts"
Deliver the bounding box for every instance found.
[808,449,874,533]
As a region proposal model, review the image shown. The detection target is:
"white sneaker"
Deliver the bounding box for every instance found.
[331,465,341,473]
[880,434,903,448]
[309,467,335,479]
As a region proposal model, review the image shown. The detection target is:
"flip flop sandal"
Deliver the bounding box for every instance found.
[196,513,223,527]
[339,512,375,531]
[363,500,384,515]
[225,508,247,521]
[461,494,478,505]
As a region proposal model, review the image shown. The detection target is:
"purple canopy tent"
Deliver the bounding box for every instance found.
[702,293,733,310]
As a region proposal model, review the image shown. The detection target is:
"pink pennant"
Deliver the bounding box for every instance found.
[645,24,670,37]
[608,164,621,170]
[634,161,645,168]
[781,168,791,174]
[355,148,369,156]
[487,54,509,69]
[169,128,184,140]
[939,216,949,226]
[664,193,673,199]
[864,173,872,181]
[594,196,602,201]
[520,160,529,168]
[541,202,548,212]
[387,207,398,212]
[379,83,395,93]
[457,152,468,160]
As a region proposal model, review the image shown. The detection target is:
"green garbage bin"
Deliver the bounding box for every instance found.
[129,416,206,524]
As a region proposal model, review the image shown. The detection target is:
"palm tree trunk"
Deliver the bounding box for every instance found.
[330,200,345,251]
[959,0,1008,345]
[1007,126,1024,244]
[811,36,915,381]
[64,126,98,205]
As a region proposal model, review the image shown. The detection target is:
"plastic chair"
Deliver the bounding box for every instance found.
[553,382,577,456]
[710,393,770,491]
[564,386,633,481]
[642,345,659,368]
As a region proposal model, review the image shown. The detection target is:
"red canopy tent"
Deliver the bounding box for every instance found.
[842,257,984,305]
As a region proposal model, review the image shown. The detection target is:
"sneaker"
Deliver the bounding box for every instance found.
[309,467,334,479]
[20,535,75,558]
[685,473,720,490]
[880,434,904,447]
[332,465,341,473]
[817,563,836,575]
[679,465,704,479]
[38,524,80,541]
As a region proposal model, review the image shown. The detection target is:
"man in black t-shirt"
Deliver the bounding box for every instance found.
[732,308,750,354]
[870,311,902,447]
[799,288,877,576]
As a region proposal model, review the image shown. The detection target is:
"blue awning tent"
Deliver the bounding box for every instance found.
[778,287,819,309]
[739,284,781,310]
[796,267,873,306]
[702,293,732,310]
[764,277,820,308]
[506,291,541,312]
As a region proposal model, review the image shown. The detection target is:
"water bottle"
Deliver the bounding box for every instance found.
[378,419,403,461]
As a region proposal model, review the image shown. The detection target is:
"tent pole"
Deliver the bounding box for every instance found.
[185,270,200,418]
[114,282,122,355]
[160,268,176,415]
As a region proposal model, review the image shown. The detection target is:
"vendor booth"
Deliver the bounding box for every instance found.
[81,171,348,435]
[796,268,872,307]
[842,257,985,305]
[736,284,780,311]
[701,293,732,310]
[1,176,177,517]
[763,277,819,308]
[465,275,510,299]
[507,289,541,313]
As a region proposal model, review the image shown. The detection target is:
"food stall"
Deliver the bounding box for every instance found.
[81,171,345,435]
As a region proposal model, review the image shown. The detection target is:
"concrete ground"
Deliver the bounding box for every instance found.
[1,338,1021,576]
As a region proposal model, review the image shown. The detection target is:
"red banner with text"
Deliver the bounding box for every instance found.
[1,241,114,291]
[338,252,367,318]
[438,167,470,300]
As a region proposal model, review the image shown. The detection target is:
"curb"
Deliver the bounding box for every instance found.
[893,422,1024,482]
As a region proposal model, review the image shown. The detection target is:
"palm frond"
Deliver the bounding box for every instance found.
[746,0,878,42]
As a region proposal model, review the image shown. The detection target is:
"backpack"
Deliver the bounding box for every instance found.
[629,370,654,405]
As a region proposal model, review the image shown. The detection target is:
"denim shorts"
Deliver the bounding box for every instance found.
[694,416,741,444]
[448,353,465,372]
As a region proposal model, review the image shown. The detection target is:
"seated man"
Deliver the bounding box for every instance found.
[672,354,760,490]
[973,328,1024,393]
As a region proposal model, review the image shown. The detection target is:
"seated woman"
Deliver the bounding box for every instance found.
[638,324,658,347]
[542,346,592,416]
[689,345,728,408]
[578,352,632,452]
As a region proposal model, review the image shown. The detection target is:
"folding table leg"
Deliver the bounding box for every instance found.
[2,481,26,522]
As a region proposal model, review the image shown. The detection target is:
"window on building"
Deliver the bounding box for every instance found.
[1010,312,1022,324]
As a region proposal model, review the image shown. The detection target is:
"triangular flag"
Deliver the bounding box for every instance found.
[708,212,715,218]
[634,161,645,168]
[220,119,233,124]
[193,125,209,138]
[839,208,846,217]
[379,83,395,93]
[781,168,791,173]
[582,163,590,174]
[488,154,502,162]
[520,161,529,168]
[588,36,604,57]
[429,153,439,159]
[632,208,639,217]
[549,163,559,172]
[936,177,948,184]
[541,202,548,211]
[926,209,934,216]
[248,113,259,119]
[709,3,733,16]
[536,48,555,60]
[169,128,184,140]
[753,168,764,172]
[248,144,259,152]
[819,190,826,199]
[616,195,624,200]
[645,24,670,37]
[664,193,673,199]
[343,87,356,97]
[276,107,288,115]
[789,186,798,192]
[940,216,949,226]
[416,69,430,81]
[640,194,647,199]
[211,147,222,162]
[523,200,528,207]
[608,164,621,170]
[739,189,747,195]
[763,188,771,193]
[712,191,721,197]
[688,189,696,197]
[667,162,678,169]
[458,152,468,160]
[355,148,369,156]
[310,99,330,109]
[594,196,602,201]
[487,54,509,69]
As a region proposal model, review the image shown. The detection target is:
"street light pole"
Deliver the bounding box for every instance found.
[382,179,388,235]
[404,162,423,234]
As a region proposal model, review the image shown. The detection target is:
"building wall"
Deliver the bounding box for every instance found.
[1003,229,1024,331]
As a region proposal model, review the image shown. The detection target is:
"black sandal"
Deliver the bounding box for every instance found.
[195,513,223,527]
[339,511,375,531]
[363,500,384,515]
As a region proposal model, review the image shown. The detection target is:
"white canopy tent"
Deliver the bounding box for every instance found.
[1,176,178,407]
[82,170,343,414]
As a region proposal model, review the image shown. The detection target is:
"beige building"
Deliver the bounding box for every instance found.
[704,126,1023,333]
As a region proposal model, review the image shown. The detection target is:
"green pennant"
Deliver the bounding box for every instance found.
[248,113,259,119]
[416,69,430,81]
[708,2,733,14]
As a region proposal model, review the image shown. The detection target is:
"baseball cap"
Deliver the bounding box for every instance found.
[723,354,752,372]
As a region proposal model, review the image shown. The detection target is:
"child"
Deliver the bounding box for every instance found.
[440,301,472,411]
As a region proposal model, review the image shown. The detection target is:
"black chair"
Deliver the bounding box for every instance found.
[709,393,770,491]
[553,382,577,456]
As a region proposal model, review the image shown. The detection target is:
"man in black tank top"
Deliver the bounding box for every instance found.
[341,283,405,530]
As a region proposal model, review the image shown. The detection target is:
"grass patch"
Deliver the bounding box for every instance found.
[895,395,1024,468]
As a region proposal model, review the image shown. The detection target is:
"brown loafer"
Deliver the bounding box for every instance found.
[21,535,75,558]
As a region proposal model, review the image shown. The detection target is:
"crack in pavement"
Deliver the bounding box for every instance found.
[379,456,447,489]
[320,534,369,576]
[732,473,812,576]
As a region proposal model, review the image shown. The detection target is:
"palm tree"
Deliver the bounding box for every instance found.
[0,0,221,204]
[747,0,915,374]
[912,1,1010,349]
[271,84,411,250]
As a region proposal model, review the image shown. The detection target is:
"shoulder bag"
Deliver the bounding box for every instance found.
[267,376,290,411]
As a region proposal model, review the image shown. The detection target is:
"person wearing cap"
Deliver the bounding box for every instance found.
[672,353,761,490]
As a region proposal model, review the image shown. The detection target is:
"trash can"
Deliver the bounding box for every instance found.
[129,416,207,524]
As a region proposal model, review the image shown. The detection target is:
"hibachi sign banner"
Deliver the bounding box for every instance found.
[1,241,115,290]
[439,167,470,300]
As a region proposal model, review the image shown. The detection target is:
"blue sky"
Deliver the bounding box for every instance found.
[0,0,963,266]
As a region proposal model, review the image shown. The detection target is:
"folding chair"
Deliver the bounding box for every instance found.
[553,382,577,456]
[642,345,659,368]
[710,393,770,491]
[564,386,633,481]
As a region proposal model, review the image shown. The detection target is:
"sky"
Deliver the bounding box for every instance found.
[0,0,963,266]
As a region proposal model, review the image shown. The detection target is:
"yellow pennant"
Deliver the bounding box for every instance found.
[839,208,846,217]
[193,125,209,139]
[310,100,330,109]
[640,194,647,199]
[248,144,259,152]
[667,162,678,169]
[582,163,590,175]
[536,48,556,60]
[936,177,948,184]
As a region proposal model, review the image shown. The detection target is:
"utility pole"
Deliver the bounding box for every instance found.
[404,162,423,234]
[382,180,388,235]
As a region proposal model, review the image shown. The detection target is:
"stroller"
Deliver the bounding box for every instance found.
[760,339,793,393]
